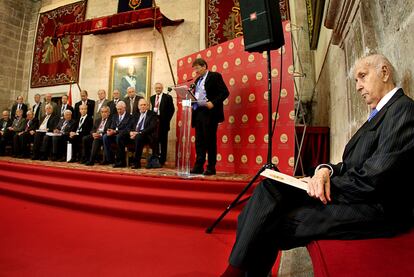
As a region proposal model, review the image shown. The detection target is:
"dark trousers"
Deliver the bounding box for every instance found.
[0,133,12,155]
[52,135,69,158]
[103,133,128,164]
[229,179,396,276]
[158,128,169,164]
[32,132,50,158]
[18,132,34,157]
[193,108,218,170]
[12,133,21,155]
[68,135,84,161]
[83,135,103,162]
[128,133,158,166]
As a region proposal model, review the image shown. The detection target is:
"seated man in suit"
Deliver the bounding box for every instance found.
[50,110,77,161]
[82,106,112,166]
[126,98,159,169]
[11,96,28,119]
[0,110,13,155]
[8,109,26,156]
[32,104,59,160]
[102,101,131,167]
[68,104,93,163]
[14,110,39,158]
[221,54,414,277]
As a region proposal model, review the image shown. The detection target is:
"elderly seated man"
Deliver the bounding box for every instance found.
[8,109,26,156]
[14,110,39,158]
[124,98,159,169]
[0,110,13,155]
[32,104,59,160]
[68,104,93,163]
[50,110,77,161]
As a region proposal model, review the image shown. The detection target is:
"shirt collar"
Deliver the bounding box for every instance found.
[376,87,399,112]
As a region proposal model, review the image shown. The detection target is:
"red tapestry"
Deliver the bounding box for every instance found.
[206,0,291,47]
[30,1,86,88]
[177,21,294,175]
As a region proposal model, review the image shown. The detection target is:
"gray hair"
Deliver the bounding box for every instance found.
[349,53,397,85]
[116,100,126,108]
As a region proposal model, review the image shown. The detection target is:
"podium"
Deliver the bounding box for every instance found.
[174,85,196,177]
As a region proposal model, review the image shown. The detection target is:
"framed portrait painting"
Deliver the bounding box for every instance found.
[109,52,152,99]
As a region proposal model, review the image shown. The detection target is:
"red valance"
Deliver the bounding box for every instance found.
[56,7,184,37]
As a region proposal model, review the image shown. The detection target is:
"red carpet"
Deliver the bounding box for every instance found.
[0,160,257,276]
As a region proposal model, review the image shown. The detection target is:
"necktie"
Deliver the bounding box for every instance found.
[18,104,21,110]
[25,120,30,131]
[98,119,106,132]
[136,114,145,131]
[368,109,378,121]
[155,95,160,109]
[130,98,134,114]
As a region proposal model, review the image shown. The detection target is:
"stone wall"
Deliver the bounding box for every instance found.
[0,0,40,111]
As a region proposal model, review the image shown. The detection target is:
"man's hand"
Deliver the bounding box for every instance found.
[130,131,138,140]
[206,101,214,109]
[106,129,115,136]
[307,168,331,204]
[69,131,77,138]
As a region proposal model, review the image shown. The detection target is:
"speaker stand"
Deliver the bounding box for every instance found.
[206,49,279,234]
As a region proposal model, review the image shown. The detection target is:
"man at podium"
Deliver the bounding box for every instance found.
[190,58,229,175]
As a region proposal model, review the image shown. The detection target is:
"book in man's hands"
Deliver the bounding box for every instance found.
[260,169,308,191]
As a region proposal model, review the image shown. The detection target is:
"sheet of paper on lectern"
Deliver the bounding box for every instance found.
[260,169,308,191]
[174,85,197,101]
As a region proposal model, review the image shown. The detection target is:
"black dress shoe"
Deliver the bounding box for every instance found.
[131,163,141,169]
[68,158,78,163]
[85,161,94,166]
[40,156,48,161]
[203,168,216,176]
[113,162,126,168]
[57,158,66,162]
[190,167,204,174]
[31,156,40,160]
[100,160,111,165]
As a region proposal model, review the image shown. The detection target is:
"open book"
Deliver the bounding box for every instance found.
[260,169,308,191]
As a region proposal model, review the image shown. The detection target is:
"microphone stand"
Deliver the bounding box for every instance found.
[206,49,279,234]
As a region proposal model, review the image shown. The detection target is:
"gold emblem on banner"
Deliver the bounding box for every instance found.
[271,68,279,78]
[228,115,235,124]
[191,136,195,143]
[178,120,182,127]
[264,134,269,143]
[256,155,263,165]
[285,22,291,32]
[229,78,235,86]
[242,114,248,123]
[256,113,263,122]
[242,75,248,83]
[212,65,217,72]
[289,110,295,120]
[262,52,268,59]
[222,135,228,143]
[228,154,235,163]
[187,57,192,64]
[264,91,269,101]
[217,46,223,54]
[281,89,288,98]
[241,155,248,164]
[235,95,241,104]
[192,71,197,78]
[248,134,255,143]
[207,50,212,57]
[217,153,222,161]
[179,60,183,67]
[183,74,187,80]
[272,156,279,165]
[197,53,202,59]
[280,133,288,143]
[234,135,241,143]
[249,93,255,102]
[248,54,255,62]
[181,136,186,143]
[235,58,241,66]
[288,157,295,167]
[288,65,294,74]
[228,42,235,50]
[223,61,229,69]
[129,0,142,10]
[272,112,279,121]
[256,72,263,81]
[278,46,286,55]
[241,38,245,46]
[223,98,229,106]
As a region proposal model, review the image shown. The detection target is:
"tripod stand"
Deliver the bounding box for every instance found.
[206,48,281,233]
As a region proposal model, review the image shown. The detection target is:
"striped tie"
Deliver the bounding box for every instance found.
[368,109,378,121]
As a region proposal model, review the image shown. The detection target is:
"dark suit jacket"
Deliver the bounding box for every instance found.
[11,103,28,119]
[22,118,39,133]
[0,118,12,134]
[74,115,93,137]
[94,99,110,119]
[124,96,143,116]
[150,93,175,131]
[191,71,230,127]
[107,99,120,115]
[41,114,59,132]
[91,117,112,134]
[58,104,74,118]
[322,89,414,227]
[55,119,77,135]
[109,113,132,136]
[74,99,95,120]
[32,102,42,120]
[130,110,159,142]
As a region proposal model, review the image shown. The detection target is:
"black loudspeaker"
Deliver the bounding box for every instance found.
[239,0,285,52]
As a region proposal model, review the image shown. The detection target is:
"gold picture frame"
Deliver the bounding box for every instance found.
[109,52,152,100]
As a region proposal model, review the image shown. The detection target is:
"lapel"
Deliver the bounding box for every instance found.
[343,89,404,158]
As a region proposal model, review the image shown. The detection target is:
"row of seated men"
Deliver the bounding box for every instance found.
[0,98,162,169]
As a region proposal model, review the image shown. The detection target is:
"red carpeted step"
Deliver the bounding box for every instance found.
[0,168,246,210]
[1,160,256,194]
[0,180,239,229]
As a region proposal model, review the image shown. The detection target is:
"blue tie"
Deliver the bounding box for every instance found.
[368,108,378,121]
